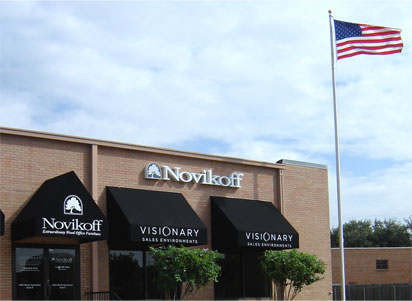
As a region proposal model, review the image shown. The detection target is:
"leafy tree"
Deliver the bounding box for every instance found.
[330,227,339,248]
[331,218,412,247]
[331,220,374,247]
[149,245,223,300]
[373,218,412,247]
[405,216,412,232]
[260,249,325,300]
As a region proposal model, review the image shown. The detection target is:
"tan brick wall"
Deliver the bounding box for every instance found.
[1,129,332,300]
[96,145,281,298]
[331,248,412,285]
[0,133,94,299]
[281,163,333,300]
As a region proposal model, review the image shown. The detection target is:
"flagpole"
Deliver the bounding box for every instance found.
[329,10,346,301]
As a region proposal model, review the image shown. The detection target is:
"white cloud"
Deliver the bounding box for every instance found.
[330,162,412,226]
[1,0,411,227]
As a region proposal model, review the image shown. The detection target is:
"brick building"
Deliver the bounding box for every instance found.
[0,127,332,300]
[331,248,412,285]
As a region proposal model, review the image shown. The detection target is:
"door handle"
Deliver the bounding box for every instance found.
[46,279,52,297]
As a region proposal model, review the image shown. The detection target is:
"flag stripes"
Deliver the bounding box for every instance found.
[334,20,403,60]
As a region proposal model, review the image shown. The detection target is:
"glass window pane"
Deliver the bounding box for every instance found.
[215,252,242,299]
[243,251,271,297]
[376,259,388,270]
[15,248,44,300]
[48,248,76,300]
[109,250,144,300]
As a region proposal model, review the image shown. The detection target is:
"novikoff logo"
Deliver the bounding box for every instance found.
[145,162,162,179]
[144,162,244,188]
[64,195,83,215]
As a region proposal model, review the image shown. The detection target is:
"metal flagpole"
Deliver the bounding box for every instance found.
[328,10,346,301]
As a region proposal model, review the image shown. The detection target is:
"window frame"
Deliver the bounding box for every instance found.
[376,259,389,270]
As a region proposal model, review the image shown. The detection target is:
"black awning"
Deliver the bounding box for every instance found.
[211,196,299,251]
[0,209,4,236]
[107,187,207,247]
[12,171,108,244]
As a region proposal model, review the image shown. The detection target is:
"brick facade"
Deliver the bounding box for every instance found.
[280,161,333,299]
[332,248,412,285]
[0,127,332,300]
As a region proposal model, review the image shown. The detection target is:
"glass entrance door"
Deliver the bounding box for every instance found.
[48,248,76,300]
[15,247,78,300]
[15,248,44,300]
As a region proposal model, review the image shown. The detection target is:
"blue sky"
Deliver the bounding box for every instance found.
[1,0,411,227]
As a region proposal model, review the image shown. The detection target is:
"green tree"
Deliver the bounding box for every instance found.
[331,220,374,247]
[149,245,223,300]
[260,249,325,300]
[331,218,412,247]
[405,216,412,232]
[406,216,412,242]
[373,218,412,247]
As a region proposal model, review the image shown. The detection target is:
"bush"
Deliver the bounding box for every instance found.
[149,245,223,300]
[260,249,325,300]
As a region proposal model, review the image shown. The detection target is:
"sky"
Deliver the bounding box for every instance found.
[1,0,411,228]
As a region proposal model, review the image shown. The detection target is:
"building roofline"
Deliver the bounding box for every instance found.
[0,126,286,169]
[277,159,328,170]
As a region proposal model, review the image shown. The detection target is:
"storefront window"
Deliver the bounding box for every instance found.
[243,251,271,297]
[215,250,271,299]
[215,253,242,298]
[109,250,167,300]
[109,251,144,299]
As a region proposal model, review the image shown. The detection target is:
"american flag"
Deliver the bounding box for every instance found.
[334,20,403,60]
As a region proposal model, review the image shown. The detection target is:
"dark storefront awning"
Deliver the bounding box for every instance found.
[12,171,108,244]
[0,209,4,236]
[107,187,207,247]
[211,196,299,251]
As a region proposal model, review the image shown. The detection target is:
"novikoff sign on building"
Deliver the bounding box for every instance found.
[145,162,244,188]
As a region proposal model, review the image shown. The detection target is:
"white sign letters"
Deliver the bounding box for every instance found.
[145,162,244,188]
